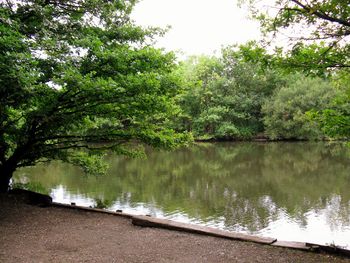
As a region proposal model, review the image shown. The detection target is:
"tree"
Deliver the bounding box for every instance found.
[242,0,350,68]
[171,56,223,134]
[309,71,350,139]
[0,0,190,192]
[242,0,350,138]
[174,50,283,140]
[262,74,339,139]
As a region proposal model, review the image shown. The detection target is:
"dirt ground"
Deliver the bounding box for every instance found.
[1,194,349,263]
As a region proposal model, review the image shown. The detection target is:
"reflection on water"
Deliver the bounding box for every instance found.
[14,142,350,247]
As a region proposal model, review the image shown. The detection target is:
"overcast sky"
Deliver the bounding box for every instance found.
[131,0,261,58]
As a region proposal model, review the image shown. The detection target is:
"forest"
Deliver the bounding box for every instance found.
[170,43,350,141]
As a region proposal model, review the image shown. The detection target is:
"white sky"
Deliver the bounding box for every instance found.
[131,0,261,58]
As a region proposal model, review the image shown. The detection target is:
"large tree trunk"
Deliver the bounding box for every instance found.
[0,165,15,193]
[0,175,11,193]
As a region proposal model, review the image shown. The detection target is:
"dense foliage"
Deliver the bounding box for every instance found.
[242,0,350,69]
[262,75,339,139]
[240,0,350,140]
[311,71,350,139]
[1,0,349,193]
[0,0,190,192]
[173,51,283,140]
[171,45,345,141]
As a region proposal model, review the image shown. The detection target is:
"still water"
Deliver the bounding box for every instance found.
[14,142,350,247]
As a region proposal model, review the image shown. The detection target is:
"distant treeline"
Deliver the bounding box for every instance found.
[170,43,349,141]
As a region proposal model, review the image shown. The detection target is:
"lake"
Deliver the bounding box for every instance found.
[14,142,350,248]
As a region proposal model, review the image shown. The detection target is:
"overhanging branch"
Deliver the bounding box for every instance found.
[290,0,350,28]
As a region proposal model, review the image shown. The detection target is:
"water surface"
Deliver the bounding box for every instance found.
[14,142,350,247]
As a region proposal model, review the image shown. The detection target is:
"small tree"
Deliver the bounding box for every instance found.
[0,0,190,192]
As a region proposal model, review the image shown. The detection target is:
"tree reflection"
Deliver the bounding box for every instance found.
[15,142,350,233]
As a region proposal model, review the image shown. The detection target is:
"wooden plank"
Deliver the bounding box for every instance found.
[50,202,350,258]
[272,241,314,251]
[132,215,276,245]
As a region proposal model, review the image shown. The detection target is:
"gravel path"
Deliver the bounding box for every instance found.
[1,194,349,263]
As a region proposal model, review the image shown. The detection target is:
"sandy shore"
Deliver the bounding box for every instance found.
[1,194,349,263]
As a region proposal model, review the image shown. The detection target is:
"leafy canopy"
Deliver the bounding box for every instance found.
[262,74,339,139]
[241,0,350,69]
[0,0,190,190]
[173,49,284,140]
[241,0,350,138]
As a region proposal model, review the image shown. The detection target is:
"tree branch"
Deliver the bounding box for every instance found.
[290,0,350,28]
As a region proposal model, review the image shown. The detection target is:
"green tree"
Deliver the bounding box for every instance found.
[262,74,339,139]
[310,71,350,139]
[175,49,283,140]
[172,56,223,134]
[241,0,350,139]
[0,0,190,192]
[242,0,350,68]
